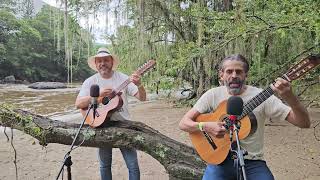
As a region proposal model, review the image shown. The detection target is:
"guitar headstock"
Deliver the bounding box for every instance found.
[285,54,320,81]
[136,59,156,75]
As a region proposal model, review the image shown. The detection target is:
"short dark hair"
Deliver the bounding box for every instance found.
[219,54,249,73]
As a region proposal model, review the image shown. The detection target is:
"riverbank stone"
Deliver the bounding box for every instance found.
[28,82,67,89]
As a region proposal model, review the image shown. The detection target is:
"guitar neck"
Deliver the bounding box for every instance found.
[111,78,131,98]
[239,86,274,119]
[239,71,297,119]
[238,54,320,119]
[108,59,156,98]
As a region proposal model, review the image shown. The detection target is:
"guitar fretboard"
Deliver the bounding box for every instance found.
[238,71,295,119]
[113,78,131,97]
[108,59,155,98]
[239,86,274,119]
[238,54,320,119]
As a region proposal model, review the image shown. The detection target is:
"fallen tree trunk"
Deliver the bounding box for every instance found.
[0,104,205,179]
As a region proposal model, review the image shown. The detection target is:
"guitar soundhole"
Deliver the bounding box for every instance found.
[220,115,229,122]
[221,114,232,131]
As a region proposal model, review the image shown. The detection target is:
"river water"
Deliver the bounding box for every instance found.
[0,83,163,124]
[0,84,82,122]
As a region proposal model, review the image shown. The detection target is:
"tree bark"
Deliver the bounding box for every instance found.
[0,105,206,180]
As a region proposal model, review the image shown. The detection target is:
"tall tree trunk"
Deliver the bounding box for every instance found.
[195,0,205,97]
[64,0,70,84]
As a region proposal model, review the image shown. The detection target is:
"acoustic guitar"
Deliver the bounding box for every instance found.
[189,54,320,165]
[81,60,156,128]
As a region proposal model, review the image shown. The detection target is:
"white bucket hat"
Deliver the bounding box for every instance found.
[87,47,119,71]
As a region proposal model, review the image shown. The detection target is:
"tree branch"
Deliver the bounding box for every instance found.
[252,43,320,86]
[0,104,205,180]
[151,39,176,44]
[297,81,319,97]
[211,21,306,53]
[152,0,186,41]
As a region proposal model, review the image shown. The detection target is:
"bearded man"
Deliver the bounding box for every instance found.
[75,47,146,180]
[179,54,310,180]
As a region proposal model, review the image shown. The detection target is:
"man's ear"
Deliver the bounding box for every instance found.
[218,70,223,79]
[94,58,97,65]
[218,70,224,85]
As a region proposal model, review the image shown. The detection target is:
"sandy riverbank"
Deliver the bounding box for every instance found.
[0,100,320,180]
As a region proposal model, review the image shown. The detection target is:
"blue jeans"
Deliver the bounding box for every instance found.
[97,147,140,180]
[202,156,274,180]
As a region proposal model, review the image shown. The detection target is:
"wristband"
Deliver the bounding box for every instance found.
[197,122,205,131]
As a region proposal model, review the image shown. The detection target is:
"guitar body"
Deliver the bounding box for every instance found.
[80,95,124,128]
[189,100,252,165]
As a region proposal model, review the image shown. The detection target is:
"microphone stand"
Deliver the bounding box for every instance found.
[56,104,93,180]
[230,123,248,180]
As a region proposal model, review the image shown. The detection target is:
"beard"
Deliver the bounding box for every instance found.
[98,65,113,78]
[99,65,112,73]
[224,78,245,95]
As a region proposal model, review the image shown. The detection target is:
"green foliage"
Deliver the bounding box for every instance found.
[0,4,93,82]
[1,0,319,99]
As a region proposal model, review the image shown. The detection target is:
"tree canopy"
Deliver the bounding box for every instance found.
[0,0,319,103]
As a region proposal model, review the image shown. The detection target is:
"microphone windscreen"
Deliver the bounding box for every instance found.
[227,96,243,116]
[90,84,100,97]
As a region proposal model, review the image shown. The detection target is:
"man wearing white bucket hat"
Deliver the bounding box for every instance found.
[75,47,146,180]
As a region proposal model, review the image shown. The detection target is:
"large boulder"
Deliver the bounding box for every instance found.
[173,88,196,100]
[1,75,29,84]
[28,82,67,89]
[4,75,16,83]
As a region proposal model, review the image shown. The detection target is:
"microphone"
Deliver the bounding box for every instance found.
[226,96,244,139]
[227,96,244,123]
[90,84,100,119]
